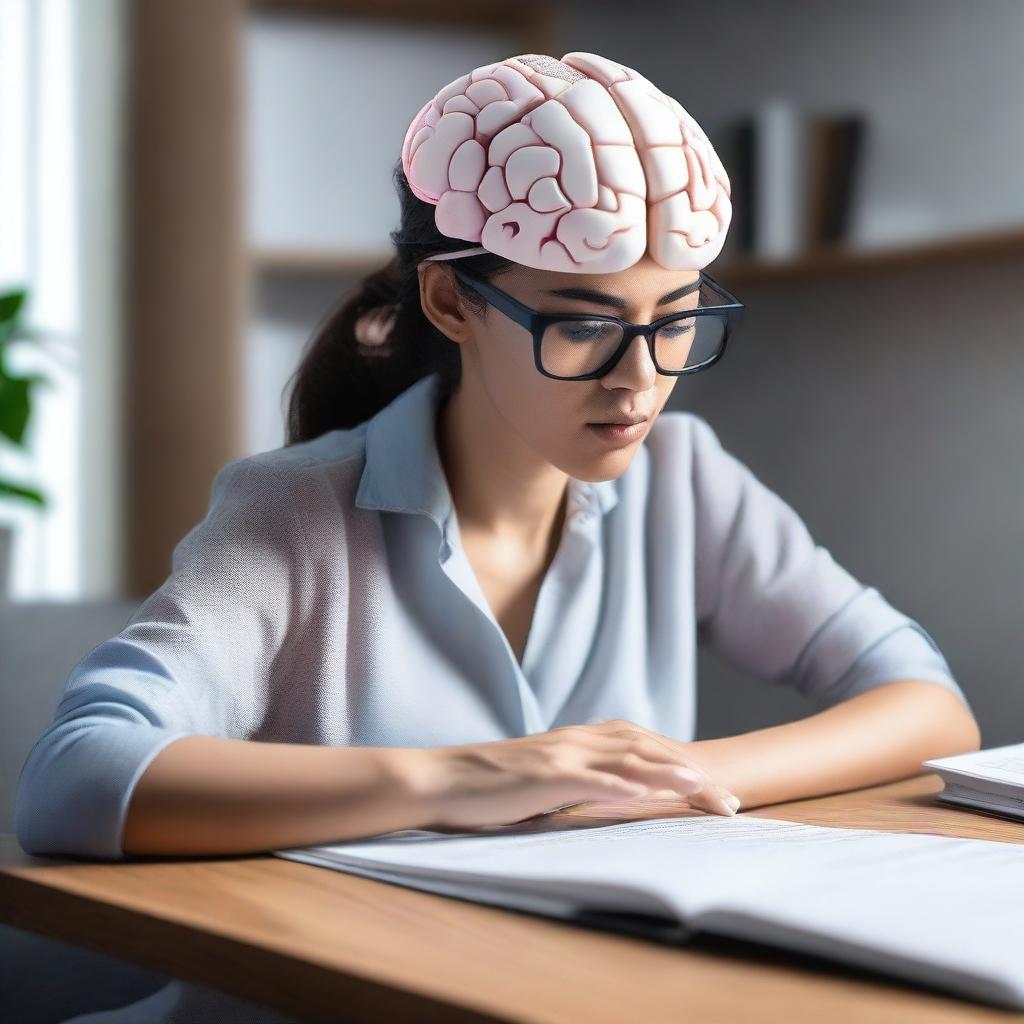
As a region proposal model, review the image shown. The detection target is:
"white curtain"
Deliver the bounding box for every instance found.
[0,0,125,600]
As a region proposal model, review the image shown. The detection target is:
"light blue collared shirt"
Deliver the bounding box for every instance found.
[15,370,970,863]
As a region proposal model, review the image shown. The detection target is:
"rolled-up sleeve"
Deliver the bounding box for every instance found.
[14,456,309,861]
[689,414,972,715]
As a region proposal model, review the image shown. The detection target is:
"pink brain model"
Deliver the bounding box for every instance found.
[401,52,732,274]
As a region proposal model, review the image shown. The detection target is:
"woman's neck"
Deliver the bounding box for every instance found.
[435,385,569,553]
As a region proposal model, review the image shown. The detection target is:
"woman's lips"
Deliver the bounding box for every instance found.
[587,420,648,445]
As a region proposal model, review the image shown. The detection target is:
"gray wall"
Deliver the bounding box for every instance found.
[686,259,1024,745]
[0,600,142,832]
[556,0,1024,744]
[560,0,1024,239]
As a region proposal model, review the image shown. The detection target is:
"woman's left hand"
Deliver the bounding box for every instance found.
[564,718,739,814]
[485,719,742,831]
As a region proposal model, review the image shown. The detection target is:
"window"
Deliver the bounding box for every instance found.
[0,0,124,599]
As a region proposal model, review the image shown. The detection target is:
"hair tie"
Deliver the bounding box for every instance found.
[355,303,398,348]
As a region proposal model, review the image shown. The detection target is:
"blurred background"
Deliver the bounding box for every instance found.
[1,1,1022,1018]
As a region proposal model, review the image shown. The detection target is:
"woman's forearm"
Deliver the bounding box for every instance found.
[682,680,982,812]
[122,736,435,856]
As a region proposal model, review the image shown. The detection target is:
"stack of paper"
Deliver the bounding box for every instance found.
[275,812,1024,1010]
[924,741,1024,820]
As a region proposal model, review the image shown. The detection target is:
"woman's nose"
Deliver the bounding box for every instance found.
[601,331,659,388]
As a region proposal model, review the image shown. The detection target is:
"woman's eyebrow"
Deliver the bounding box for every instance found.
[540,278,701,311]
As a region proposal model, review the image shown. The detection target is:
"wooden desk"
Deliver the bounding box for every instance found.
[2,772,1022,1023]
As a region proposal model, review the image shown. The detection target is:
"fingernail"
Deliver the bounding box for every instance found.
[724,795,741,813]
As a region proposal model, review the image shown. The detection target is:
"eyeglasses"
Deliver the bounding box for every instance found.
[437,263,745,381]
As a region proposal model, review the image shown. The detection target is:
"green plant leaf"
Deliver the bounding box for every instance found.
[0,288,27,325]
[0,479,46,506]
[0,374,32,446]
[0,318,24,346]
[0,290,29,346]
[0,288,46,501]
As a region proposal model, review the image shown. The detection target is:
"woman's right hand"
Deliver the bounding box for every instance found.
[401,724,741,831]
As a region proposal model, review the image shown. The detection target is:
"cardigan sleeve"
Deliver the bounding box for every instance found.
[14,456,311,861]
[688,414,972,715]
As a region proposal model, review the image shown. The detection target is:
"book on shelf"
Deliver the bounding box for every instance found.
[729,115,756,256]
[726,105,867,261]
[275,804,1024,1011]
[806,112,867,248]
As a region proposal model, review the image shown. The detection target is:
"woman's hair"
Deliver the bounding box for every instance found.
[284,157,517,444]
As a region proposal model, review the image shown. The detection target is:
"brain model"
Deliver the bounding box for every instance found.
[401,52,732,274]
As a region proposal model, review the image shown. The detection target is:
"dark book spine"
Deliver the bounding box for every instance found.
[734,116,756,255]
[804,115,832,250]
[822,114,866,244]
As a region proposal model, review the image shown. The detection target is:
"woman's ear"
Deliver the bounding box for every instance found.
[418,264,473,346]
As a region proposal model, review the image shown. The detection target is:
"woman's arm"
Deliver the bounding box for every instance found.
[123,728,745,855]
[121,736,434,856]
[681,679,981,811]
[680,414,980,809]
[15,456,381,860]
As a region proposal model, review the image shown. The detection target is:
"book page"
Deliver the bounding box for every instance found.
[676,817,1024,1008]
[276,816,733,922]
[924,741,1024,784]
[275,813,1024,1008]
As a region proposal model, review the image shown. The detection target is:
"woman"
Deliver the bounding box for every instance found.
[17,52,979,1024]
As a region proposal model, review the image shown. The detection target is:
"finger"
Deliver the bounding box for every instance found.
[594,736,706,786]
[572,770,650,802]
[684,782,740,816]
[585,720,684,757]
[592,724,703,774]
[597,733,737,813]
[590,753,705,798]
[573,725,732,809]
[499,772,648,826]
[717,785,742,813]
[592,731,692,766]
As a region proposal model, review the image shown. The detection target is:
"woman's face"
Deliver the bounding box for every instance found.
[423,253,702,482]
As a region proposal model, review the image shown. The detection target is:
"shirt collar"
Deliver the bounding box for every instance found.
[354,372,619,543]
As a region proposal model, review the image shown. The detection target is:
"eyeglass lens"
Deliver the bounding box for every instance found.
[541,313,726,378]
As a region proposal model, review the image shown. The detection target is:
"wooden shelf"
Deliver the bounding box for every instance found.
[249,226,1024,287]
[250,247,394,279]
[251,0,556,49]
[715,226,1024,287]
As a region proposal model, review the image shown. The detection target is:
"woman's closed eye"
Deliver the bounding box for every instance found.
[556,320,621,342]
[659,321,696,338]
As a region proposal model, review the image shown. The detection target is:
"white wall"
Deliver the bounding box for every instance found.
[245,14,523,252]
[242,12,525,453]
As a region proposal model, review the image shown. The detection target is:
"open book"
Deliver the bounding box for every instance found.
[924,741,1024,821]
[274,813,1024,1010]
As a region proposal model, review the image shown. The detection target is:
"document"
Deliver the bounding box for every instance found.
[924,741,1024,820]
[274,813,1024,1010]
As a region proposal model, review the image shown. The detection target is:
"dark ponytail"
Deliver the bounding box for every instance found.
[284,157,516,444]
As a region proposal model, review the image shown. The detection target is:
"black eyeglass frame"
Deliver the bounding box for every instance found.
[448,265,746,381]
